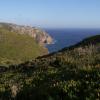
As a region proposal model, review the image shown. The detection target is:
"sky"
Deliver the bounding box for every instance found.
[0,0,100,28]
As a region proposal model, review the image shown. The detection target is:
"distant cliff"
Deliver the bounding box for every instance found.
[0,22,53,45]
[0,22,51,66]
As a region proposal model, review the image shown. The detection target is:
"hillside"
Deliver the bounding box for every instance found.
[0,35,100,100]
[0,23,53,45]
[0,26,48,66]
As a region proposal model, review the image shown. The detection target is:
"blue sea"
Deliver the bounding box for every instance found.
[45,28,100,53]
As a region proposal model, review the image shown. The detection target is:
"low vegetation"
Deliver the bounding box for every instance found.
[0,35,100,100]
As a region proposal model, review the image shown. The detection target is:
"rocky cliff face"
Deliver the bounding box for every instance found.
[0,23,53,45]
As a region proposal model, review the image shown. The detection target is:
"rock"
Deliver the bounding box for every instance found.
[0,22,53,45]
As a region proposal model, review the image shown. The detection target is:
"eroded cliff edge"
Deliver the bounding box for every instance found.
[0,22,53,45]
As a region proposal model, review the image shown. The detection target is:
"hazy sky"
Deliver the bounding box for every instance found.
[0,0,100,28]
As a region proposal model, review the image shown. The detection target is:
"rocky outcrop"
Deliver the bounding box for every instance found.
[0,22,53,45]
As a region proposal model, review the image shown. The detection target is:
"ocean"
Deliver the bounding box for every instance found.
[45,28,100,53]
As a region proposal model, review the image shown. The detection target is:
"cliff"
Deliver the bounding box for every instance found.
[0,22,50,66]
[0,22,53,45]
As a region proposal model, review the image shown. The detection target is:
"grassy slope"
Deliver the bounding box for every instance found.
[0,28,47,66]
[0,35,100,100]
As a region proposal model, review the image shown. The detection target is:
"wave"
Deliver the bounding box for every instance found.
[52,40,57,44]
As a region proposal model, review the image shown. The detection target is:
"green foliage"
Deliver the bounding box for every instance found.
[0,28,47,66]
[0,35,100,100]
